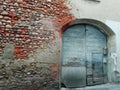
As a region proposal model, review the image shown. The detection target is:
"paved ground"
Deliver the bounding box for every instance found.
[61,83,120,90]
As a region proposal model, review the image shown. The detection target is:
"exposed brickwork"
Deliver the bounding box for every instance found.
[0,0,75,89]
[0,0,74,59]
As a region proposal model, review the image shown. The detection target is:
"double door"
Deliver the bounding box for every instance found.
[61,24,107,88]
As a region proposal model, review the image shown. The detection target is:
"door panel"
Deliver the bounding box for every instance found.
[62,25,86,88]
[62,24,107,88]
[86,25,107,85]
[92,53,104,84]
[62,66,86,87]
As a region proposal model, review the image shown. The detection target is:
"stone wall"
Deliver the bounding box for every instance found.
[0,0,74,89]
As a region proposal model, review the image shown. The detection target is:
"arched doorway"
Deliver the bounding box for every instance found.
[60,19,116,88]
[61,24,108,88]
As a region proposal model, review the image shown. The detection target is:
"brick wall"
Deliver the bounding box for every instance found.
[0,0,74,89]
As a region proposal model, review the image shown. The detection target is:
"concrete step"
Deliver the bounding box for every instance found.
[61,83,120,90]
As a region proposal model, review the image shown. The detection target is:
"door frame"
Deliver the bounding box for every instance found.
[60,19,116,88]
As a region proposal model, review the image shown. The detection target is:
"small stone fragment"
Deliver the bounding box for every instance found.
[1,11,8,15]
[6,25,12,28]
[0,15,3,19]
[0,22,2,25]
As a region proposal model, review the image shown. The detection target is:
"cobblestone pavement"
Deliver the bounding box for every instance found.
[61,83,120,90]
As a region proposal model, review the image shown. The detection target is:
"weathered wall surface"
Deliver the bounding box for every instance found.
[106,21,120,72]
[0,0,74,89]
[1,0,120,89]
[68,0,120,22]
